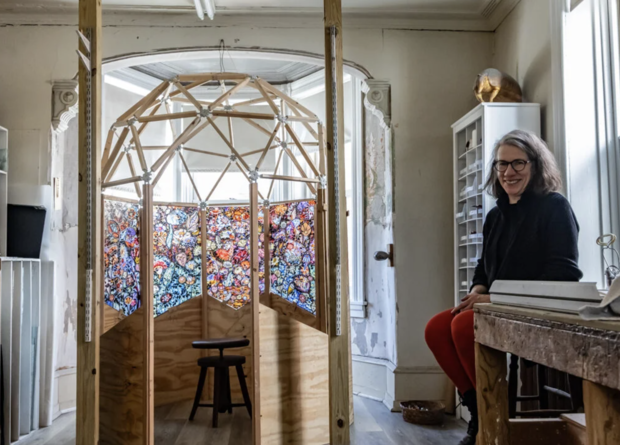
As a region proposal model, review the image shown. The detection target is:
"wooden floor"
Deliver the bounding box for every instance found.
[14,396,466,445]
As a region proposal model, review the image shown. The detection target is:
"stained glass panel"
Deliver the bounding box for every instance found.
[103,200,141,316]
[153,206,202,316]
[269,201,316,315]
[205,207,252,309]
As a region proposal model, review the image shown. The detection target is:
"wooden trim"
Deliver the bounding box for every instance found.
[151,116,201,172]
[179,152,202,202]
[76,0,102,442]
[101,127,128,180]
[212,110,275,121]
[209,77,251,110]
[101,194,139,204]
[141,184,155,445]
[260,174,320,184]
[208,117,252,172]
[258,78,320,120]
[130,125,148,172]
[205,162,232,202]
[324,0,352,440]
[249,182,261,445]
[117,80,168,123]
[136,110,197,124]
[125,153,143,198]
[286,115,319,124]
[182,147,229,158]
[172,80,203,110]
[104,150,125,183]
[267,150,285,200]
[151,151,176,188]
[285,123,320,177]
[255,123,281,171]
[283,147,317,194]
[101,175,142,189]
[253,80,280,115]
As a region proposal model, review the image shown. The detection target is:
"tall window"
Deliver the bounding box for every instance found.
[563,0,620,287]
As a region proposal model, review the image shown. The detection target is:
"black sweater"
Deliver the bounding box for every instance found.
[471,191,583,291]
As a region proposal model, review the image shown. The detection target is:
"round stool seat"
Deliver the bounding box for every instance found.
[197,355,246,368]
[192,338,250,350]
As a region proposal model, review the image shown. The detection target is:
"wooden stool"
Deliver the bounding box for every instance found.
[189,338,252,428]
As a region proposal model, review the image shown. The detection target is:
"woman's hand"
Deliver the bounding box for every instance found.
[452,292,491,314]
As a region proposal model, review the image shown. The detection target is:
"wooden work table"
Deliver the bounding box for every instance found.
[474,303,620,445]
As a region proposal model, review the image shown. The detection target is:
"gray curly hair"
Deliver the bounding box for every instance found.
[484,129,563,198]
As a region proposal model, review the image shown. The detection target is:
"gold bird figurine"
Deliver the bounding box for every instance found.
[473,68,523,103]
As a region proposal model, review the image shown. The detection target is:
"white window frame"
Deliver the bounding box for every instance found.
[555,0,620,287]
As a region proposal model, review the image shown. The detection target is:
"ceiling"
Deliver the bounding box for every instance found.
[2,0,513,19]
[1,0,520,31]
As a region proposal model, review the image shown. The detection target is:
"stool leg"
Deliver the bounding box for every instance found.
[226,370,233,414]
[190,367,208,421]
[508,354,519,418]
[236,364,252,418]
[213,367,222,428]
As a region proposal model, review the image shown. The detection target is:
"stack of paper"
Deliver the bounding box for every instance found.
[489,280,602,314]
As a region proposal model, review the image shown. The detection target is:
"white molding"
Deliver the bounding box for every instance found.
[51,80,79,134]
[0,4,521,32]
[550,0,570,197]
[362,80,391,128]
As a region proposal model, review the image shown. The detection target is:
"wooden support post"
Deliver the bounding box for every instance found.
[141,184,155,445]
[584,380,620,445]
[77,0,101,442]
[263,204,271,298]
[249,182,261,445]
[475,342,510,445]
[324,0,351,441]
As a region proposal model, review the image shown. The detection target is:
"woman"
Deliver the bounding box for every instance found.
[425,130,582,445]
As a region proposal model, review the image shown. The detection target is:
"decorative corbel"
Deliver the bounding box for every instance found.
[362,80,391,129]
[52,80,79,133]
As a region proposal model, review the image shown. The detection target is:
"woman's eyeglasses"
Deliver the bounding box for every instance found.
[493,159,530,172]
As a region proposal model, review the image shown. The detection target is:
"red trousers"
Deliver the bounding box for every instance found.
[425,309,476,394]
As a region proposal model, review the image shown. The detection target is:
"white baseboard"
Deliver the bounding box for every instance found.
[352,355,450,412]
[52,367,76,420]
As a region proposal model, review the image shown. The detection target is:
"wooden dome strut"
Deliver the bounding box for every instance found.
[100,73,326,203]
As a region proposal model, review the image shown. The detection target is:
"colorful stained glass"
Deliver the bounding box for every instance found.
[103,200,141,316]
[153,206,202,316]
[204,206,253,309]
[269,201,316,314]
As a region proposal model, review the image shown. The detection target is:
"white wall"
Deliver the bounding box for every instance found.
[0,14,493,407]
[493,0,554,147]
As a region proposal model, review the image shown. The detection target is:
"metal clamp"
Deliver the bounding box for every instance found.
[199,107,213,118]
[249,169,259,183]
[142,170,153,184]
[199,200,208,211]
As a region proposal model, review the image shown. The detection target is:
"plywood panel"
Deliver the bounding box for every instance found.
[154,296,202,407]
[259,304,329,445]
[102,303,125,335]
[100,308,144,445]
[206,298,252,403]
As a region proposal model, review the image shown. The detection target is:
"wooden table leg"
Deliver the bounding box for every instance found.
[584,380,620,444]
[475,342,510,444]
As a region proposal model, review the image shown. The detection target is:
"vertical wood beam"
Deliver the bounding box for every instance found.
[141,184,155,445]
[263,204,271,298]
[475,342,510,445]
[76,0,101,443]
[324,0,351,442]
[249,182,261,445]
[584,380,620,445]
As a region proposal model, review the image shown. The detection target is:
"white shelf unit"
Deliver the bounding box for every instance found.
[0,126,6,257]
[452,103,541,304]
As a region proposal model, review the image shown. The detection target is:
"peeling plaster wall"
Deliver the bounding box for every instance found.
[0,16,492,407]
[493,0,553,147]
